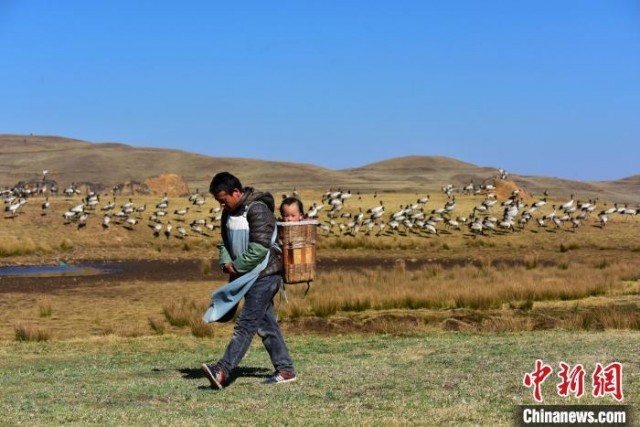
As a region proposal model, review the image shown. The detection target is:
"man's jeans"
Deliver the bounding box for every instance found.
[217,274,295,377]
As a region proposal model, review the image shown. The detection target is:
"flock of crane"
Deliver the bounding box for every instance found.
[2,173,639,240]
[307,186,639,237]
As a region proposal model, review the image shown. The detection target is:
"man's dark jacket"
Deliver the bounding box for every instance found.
[217,187,282,279]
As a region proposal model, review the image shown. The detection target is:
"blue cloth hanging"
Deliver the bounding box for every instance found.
[203,206,277,323]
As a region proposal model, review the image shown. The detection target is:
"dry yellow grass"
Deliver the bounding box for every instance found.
[1,190,639,340]
[0,277,231,341]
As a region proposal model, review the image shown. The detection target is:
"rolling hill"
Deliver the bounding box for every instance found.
[1,134,638,203]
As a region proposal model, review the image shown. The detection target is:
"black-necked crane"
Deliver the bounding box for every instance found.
[153,222,162,238]
[77,213,88,229]
[70,203,84,214]
[472,204,488,216]
[598,212,608,228]
[463,182,475,194]
[532,198,547,208]
[543,205,557,221]
[5,200,23,218]
[193,197,206,210]
[620,205,637,218]
[482,218,496,231]
[366,200,384,215]
[560,194,574,211]
[41,198,50,216]
[188,191,200,203]
[483,198,498,208]
[498,219,514,232]
[63,185,77,198]
[340,191,352,200]
[102,214,111,230]
[158,193,169,206]
[424,222,438,235]
[164,222,172,239]
[445,218,460,230]
[121,198,134,210]
[191,219,206,229]
[444,197,456,213]
[387,220,400,232]
[570,218,581,231]
[354,208,364,223]
[102,199,116,211]
[124,217,138,229]
[469,217,484,235]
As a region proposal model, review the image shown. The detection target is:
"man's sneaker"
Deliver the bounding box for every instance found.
[263,371,297,385]
[201,363,225,389]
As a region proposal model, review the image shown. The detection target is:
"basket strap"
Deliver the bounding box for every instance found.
[303,281,311,297]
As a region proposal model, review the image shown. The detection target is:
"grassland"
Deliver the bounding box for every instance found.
[1,332,637,425]
[1,190,639,338]
[0,189,638,424]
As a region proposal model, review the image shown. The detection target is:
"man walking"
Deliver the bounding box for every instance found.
[201,172,296,389]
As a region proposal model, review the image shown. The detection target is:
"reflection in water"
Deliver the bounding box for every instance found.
[0,263,112,277]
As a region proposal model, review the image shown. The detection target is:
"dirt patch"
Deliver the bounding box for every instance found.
[493,179,533,203]
[144,173,190,197]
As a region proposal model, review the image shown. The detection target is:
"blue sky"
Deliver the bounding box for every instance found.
[1,1,639,181]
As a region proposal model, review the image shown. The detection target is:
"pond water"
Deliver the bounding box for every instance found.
[0,263,116,278]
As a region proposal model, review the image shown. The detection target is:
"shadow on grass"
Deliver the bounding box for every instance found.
[178,366,272,388]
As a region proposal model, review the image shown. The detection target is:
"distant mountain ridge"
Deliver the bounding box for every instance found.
[1,134,638,203]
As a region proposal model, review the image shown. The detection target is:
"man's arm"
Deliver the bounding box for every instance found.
[218,241,233,271]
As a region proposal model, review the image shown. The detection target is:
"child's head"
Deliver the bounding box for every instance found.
[280,197,304,222]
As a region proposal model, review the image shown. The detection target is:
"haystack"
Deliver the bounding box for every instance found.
[144,173,190,197]
[492,179,533,203]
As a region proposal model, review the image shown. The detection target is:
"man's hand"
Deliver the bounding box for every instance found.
[223,262,238,276]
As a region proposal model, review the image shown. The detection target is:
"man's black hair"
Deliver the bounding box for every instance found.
[280,197,304,216]
[209,172,243,195]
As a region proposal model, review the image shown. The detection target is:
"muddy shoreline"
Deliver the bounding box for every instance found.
[0,256,556,294]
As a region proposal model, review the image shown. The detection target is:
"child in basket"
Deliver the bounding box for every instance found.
[280,197,304,222]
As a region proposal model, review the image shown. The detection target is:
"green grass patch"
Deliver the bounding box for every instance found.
[0,332,638,425]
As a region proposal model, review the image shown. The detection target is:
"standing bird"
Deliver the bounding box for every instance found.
[174,207,189,219]
[165,222,172,239]
[41,197,50,216]
[153,222,162,238]
[77,213,88,229]
[124,217,138,229]
[102,214,111,230]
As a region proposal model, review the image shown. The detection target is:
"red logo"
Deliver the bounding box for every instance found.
[592,362,623,401]
[524,361,624,402]
[523,359,553,402]
[557,362,586,398]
